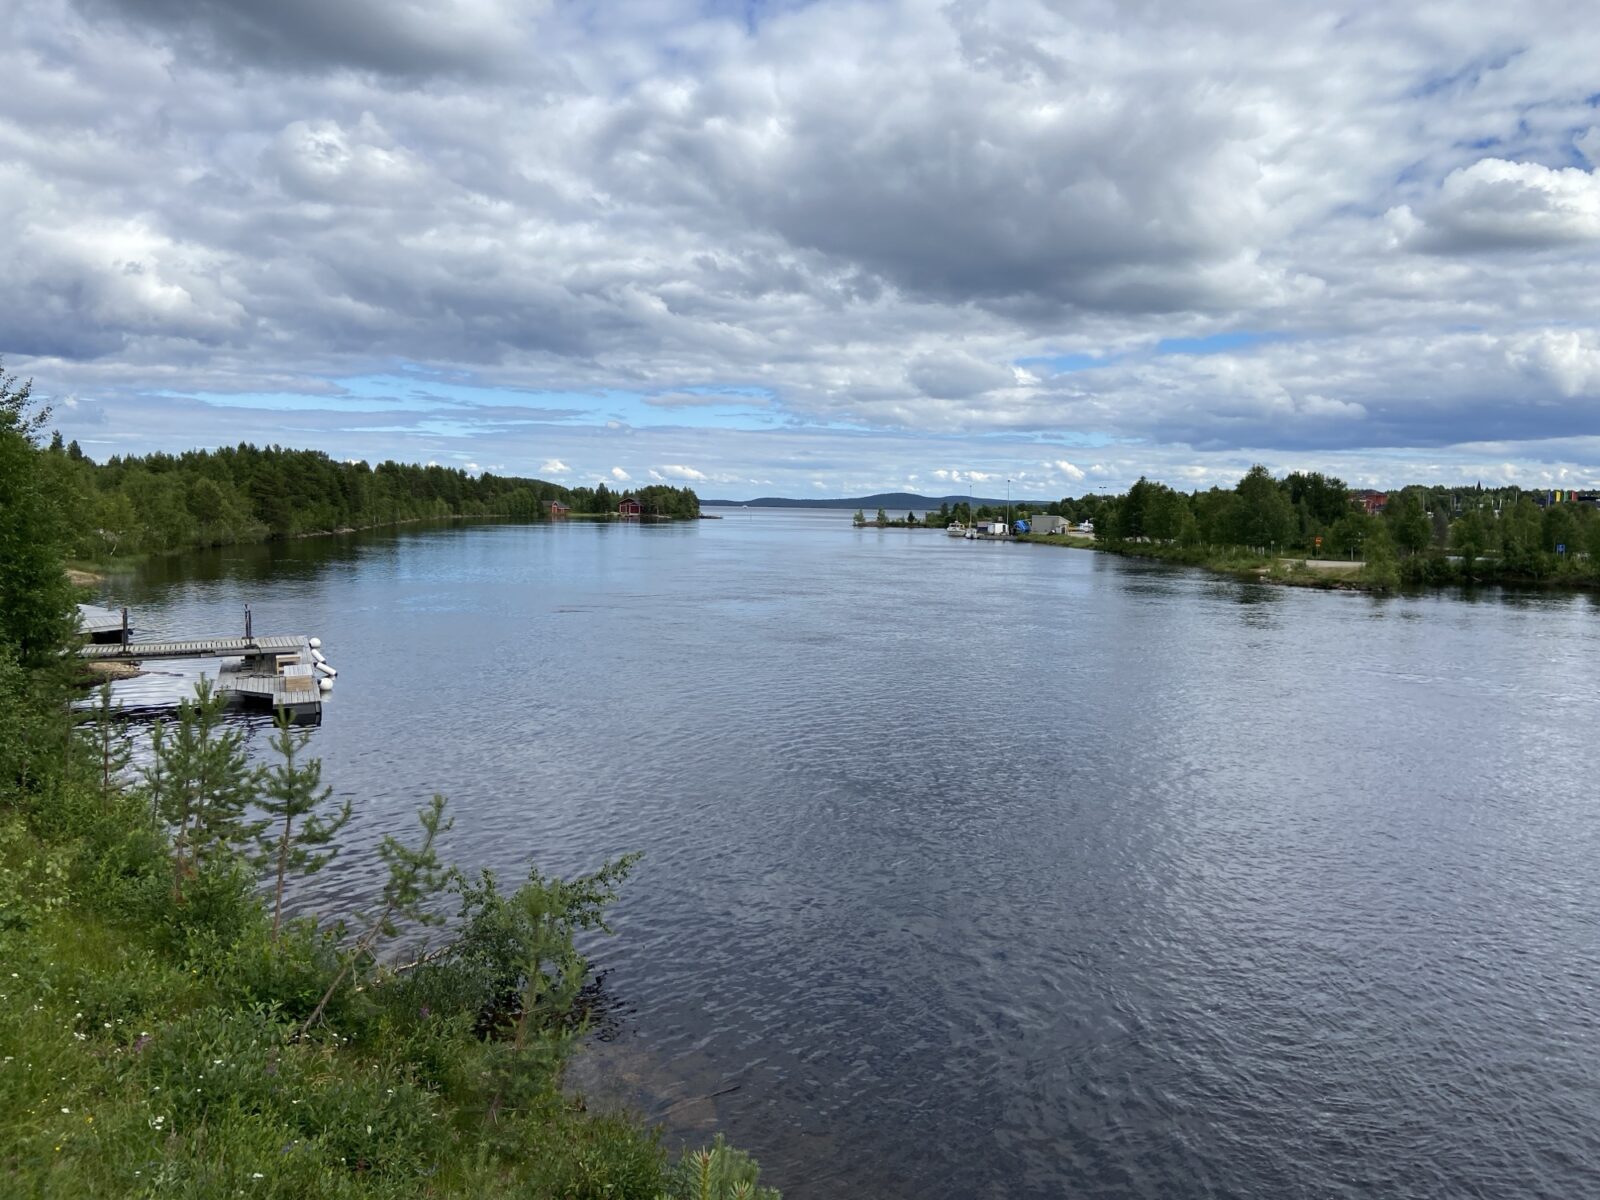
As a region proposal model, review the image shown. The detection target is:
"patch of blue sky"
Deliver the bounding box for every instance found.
[182,369,786,434]
[344,420,487,439]
[1028,431,1118,449]
[1407,49,1523,100]
[157,388,424,414]
[1567,127,1597,166]
[1016,352,1113,373]
[609,387,782,431]
[664,384,775,402]
[1393,159,1432,187]
[342,373,779,431]
[335,373,599,412]
[1156,331,1288,356]
[698,0,802,32]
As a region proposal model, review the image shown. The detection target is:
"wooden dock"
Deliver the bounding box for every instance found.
[78,635,308,662]
[219,668,325,718]
[75,610,333,723]
[76,604,129,643]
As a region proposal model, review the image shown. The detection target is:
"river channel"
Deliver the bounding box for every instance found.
[97,509,1600,1199]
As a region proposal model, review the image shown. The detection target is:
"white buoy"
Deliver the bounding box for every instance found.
[315,662,337,678]
[308,637,322,649]
[311,648,327,664]
[318,678,334,693]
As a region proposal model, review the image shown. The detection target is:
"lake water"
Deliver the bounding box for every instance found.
[100,509,1600,1199]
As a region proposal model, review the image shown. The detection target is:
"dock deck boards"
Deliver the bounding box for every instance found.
[76,604,126,637]
[223,674,322,703]
[78,635,307,661]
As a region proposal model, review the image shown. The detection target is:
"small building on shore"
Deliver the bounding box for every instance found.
[618,496,642,518]
[1353,490,1388,515]
[1031,515,1069,535]
[549,499,571,518]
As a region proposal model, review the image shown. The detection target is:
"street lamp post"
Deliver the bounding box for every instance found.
[1007,478,1011,532]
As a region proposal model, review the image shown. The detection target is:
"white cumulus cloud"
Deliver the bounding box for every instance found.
[1412,158,1600,252]
[652,463,708,481]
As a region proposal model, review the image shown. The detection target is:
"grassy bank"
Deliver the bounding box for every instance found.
[0,694,778,1199]
[1017,534,1401,590]
[1017,532,1600,594]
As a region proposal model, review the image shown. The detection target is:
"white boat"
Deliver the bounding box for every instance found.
[946,521,966,536]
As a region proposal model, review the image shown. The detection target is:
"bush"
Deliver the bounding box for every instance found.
[661,1135,782,1200]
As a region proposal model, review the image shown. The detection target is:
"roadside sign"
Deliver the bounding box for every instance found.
[1558,543,1567,555]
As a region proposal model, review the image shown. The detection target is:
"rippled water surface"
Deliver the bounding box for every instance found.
[101,511,1600,1198]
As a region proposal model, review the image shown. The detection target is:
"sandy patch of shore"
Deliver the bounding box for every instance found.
[84,660,143,680]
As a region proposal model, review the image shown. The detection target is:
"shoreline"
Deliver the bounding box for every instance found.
[1013,533,1391,592]
[1014,533,1600,597]
[67,511,704,574]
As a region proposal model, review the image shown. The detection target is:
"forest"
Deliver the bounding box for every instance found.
[33,431,698,559]
[910,467,1600,589]
[1062,467,1600,587]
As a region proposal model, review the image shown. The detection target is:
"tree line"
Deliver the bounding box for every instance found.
[31,428,697,559]
[1075,466,1600,585]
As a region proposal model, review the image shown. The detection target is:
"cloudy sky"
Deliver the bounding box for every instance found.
[6,0,1600,497]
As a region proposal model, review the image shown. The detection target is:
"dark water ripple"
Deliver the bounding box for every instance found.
[101,513,1600,1199]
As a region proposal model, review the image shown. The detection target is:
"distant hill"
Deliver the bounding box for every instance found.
[700,492,1053,510]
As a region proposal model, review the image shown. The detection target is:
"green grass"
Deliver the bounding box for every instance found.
[1014,533,1095,549]
[0,772,777,1200]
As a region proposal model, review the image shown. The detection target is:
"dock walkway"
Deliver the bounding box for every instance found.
[78,635,307,661]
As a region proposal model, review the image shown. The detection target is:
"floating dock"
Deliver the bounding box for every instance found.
[76,608,334,723]
[76,603,130,643]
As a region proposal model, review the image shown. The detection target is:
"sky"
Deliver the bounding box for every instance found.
[5,0,1600,499]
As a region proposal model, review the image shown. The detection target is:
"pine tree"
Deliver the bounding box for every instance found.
[254,710,353,939]
[144,717,167,831]
[81,680,132,807]
[158,678,261,898]
[0,361,75,666]
[301,795,452,1034]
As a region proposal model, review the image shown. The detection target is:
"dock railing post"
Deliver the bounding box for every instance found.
[244,604,253,641]
[120,607,129,646]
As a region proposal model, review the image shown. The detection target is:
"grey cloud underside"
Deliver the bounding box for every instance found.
[8,0,1600,484]
[77,0,514,76]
